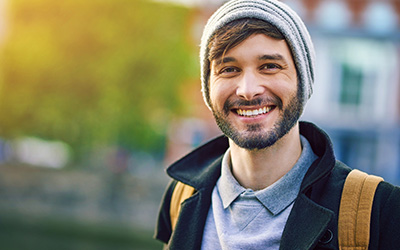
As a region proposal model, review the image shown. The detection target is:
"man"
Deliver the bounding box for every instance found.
[155,0,400,249]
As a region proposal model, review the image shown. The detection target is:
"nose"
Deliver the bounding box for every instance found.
[236,71,265,100]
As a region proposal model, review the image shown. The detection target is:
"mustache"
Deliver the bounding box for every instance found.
[223,96,283,115]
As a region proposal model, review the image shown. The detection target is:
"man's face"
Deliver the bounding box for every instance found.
[209,33,303,150]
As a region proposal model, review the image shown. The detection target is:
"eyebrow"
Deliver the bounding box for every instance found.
[214,57,236,66]
[259,54,286,62]
[214,53,287,66]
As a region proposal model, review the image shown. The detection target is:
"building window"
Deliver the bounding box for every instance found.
[322,38,398,120]
[339,63,363,106]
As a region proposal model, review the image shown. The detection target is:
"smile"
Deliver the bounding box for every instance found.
[236,106,273,117]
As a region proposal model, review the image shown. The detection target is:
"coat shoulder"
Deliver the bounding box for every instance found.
[370,175,400,248]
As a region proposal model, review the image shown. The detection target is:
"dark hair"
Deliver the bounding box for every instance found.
[208,18,285,62]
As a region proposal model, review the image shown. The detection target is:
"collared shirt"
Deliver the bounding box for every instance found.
[201,135,318,250]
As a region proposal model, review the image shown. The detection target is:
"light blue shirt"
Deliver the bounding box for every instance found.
[201,136,318,250]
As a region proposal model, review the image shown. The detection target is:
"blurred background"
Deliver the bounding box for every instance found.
[0,0,399,249]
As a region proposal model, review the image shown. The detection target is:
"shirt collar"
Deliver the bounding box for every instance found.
[218,148,246,209]
[217,135,318,215]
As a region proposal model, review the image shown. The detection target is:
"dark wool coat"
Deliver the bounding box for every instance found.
[155,122,400,250]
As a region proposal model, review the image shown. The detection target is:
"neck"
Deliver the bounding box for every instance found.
[229,123,302,191]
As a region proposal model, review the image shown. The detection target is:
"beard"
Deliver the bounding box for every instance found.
[211,89,304,150]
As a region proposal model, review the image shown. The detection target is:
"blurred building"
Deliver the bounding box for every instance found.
[165,0,400,184]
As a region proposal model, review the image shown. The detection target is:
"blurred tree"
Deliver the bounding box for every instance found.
[0,0,198,158]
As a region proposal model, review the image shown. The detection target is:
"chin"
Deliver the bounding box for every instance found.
[230,131,281,150]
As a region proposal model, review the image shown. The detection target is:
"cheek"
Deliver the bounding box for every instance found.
[276,83,297,96]
[209,79,230,107]
[209,86,222,109]
[270,74,298,98]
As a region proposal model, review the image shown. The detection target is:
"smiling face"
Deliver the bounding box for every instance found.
[209,33,303,150]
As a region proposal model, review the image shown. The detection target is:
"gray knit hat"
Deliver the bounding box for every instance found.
[200,0,315,109]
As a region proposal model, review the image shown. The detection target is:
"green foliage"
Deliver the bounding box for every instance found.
[0,0,197,154]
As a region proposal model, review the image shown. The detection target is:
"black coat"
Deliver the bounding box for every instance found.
[155,122,400,249]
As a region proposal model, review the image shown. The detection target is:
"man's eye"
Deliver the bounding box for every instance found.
[220,67,239,74]
[261,63,282,70]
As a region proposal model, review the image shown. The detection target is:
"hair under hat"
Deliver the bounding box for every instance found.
[200,0,316,110]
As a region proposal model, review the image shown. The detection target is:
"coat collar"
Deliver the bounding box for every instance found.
[166,134,228,191]
[298,121,336,192]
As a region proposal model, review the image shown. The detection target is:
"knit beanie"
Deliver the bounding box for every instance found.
[200,0,315,110]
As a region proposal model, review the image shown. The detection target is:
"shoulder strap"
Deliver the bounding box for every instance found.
[170,181,196,231]
[338,169,383,250]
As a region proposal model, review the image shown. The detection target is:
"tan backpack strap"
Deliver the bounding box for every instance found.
[170,181,196,231]
[338,169,383,250]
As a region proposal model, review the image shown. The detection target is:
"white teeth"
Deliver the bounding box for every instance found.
[237,106,273,117]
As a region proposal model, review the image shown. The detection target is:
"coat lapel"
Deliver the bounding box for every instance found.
[168,189,212,250]
[168,157,223,250]
[280,194,334,250]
